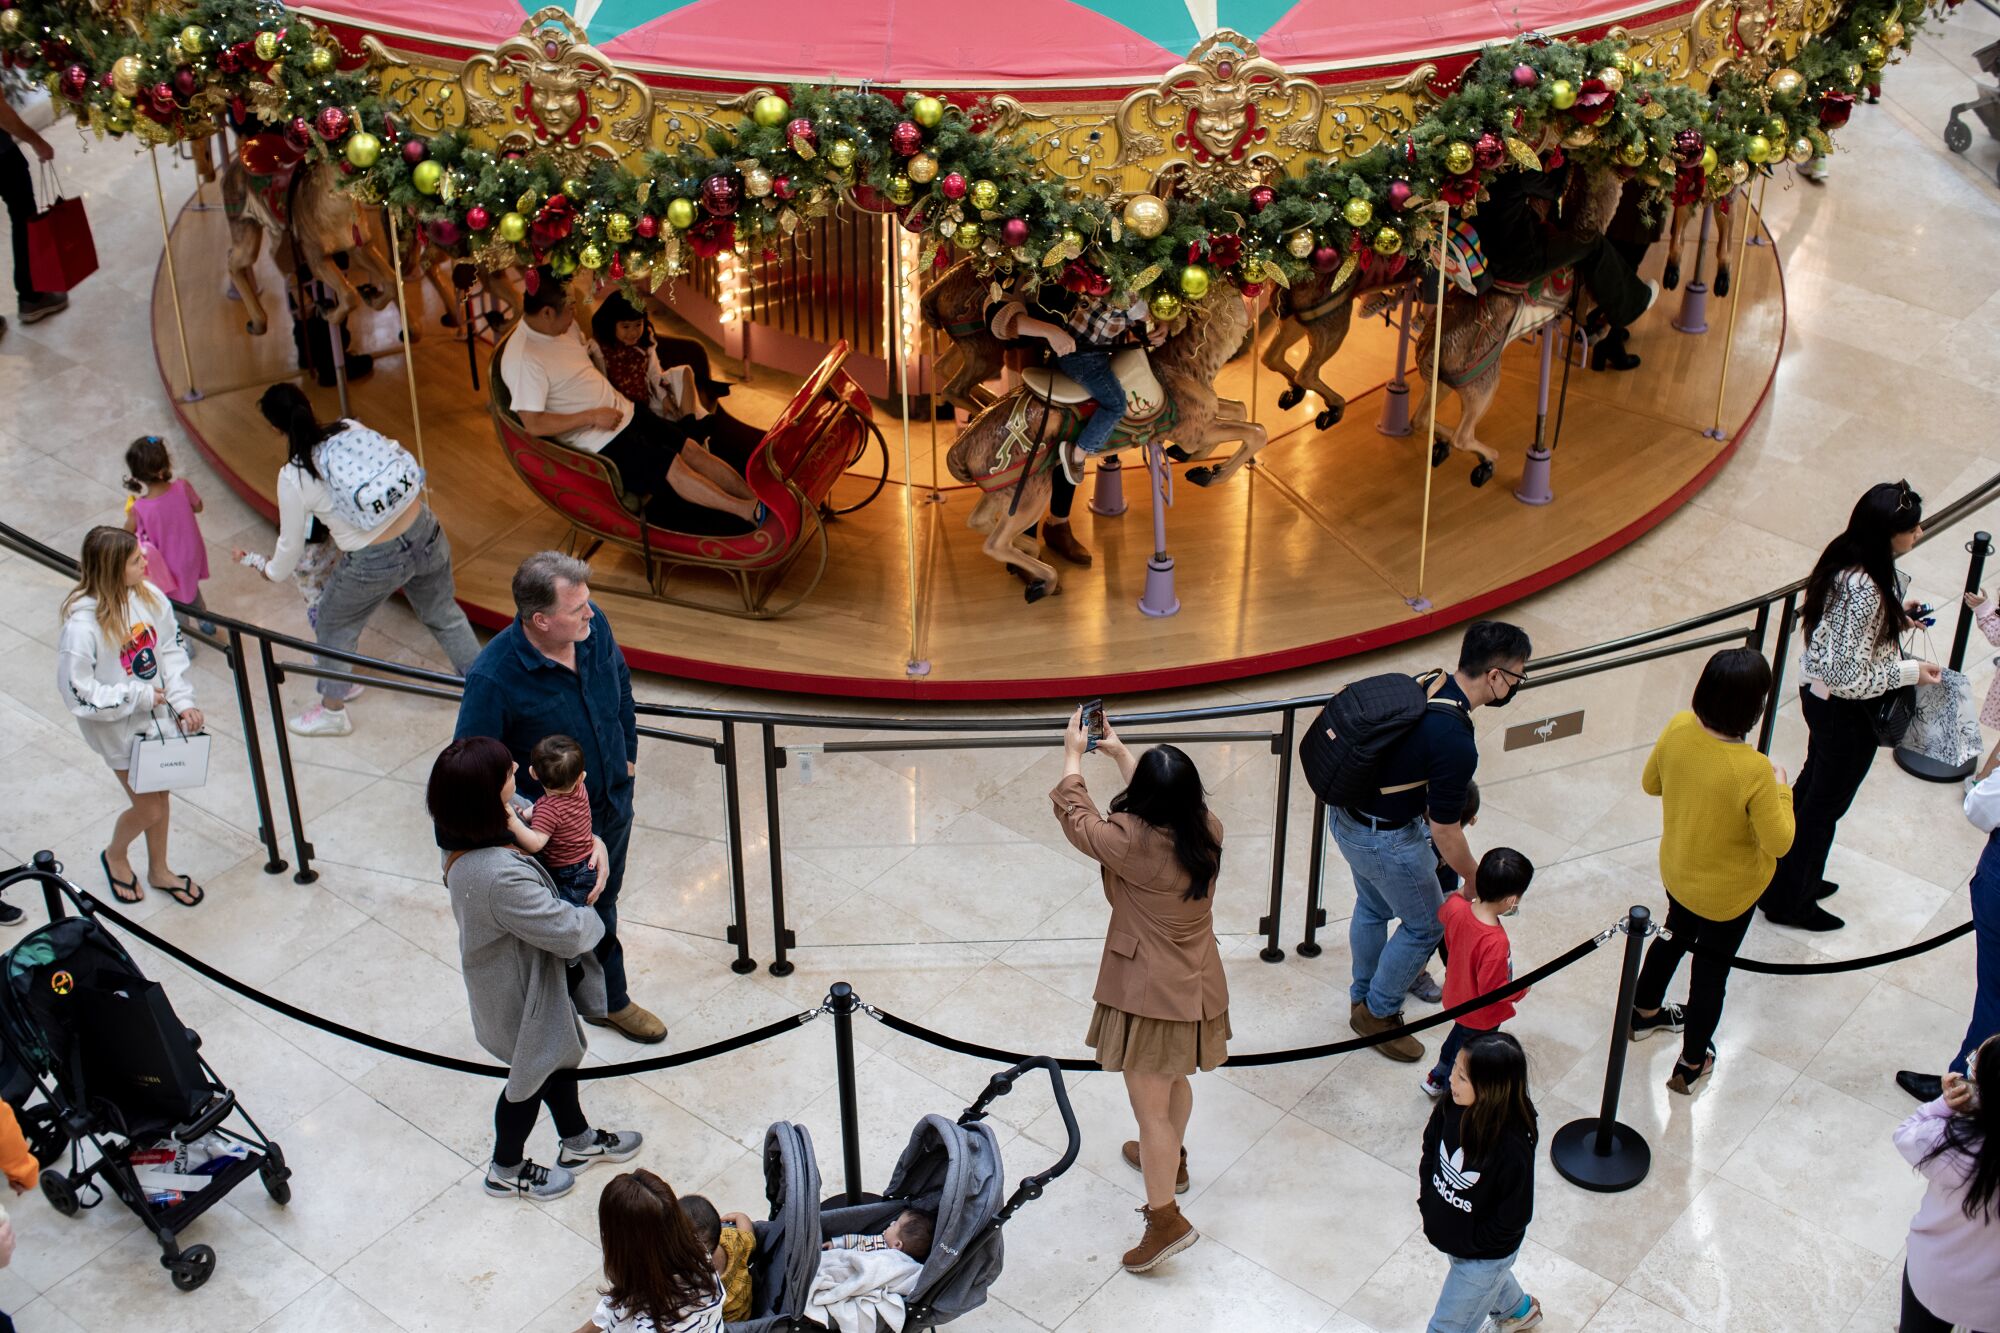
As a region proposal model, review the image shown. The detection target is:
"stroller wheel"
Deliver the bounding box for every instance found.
[40,1168,77,1217]
[260,1160,292,1205]
[168,1244,215,1292]
[1946,117,1973,154]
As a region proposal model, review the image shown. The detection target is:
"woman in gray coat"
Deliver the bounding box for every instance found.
[429,737,644,1201]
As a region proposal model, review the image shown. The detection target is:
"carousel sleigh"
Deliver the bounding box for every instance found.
[490,334,887,618]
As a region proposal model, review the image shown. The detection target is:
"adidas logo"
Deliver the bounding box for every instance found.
[1431,1144,1481,1212]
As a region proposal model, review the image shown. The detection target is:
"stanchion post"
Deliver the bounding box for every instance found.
[1259,709,1294,963]
[1758,590,1796,756]
[828,982,865,1206]
[762,723,795,976]
[255,638,317,884]
[1297,796,1328,956]
[227,627,287,875]
[719,721,756,975]
[1897,529,1994,782]
[1551,906,1653,1193]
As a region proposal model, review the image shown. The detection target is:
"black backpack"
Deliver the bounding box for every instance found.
[1299,669,1466,809]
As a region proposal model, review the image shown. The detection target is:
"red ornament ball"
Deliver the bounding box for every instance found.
[216,47,241,74]
[466,205,491,231]
[785,117,817,149]
[402,138,427,164]
[1240,281,1265,298]
[1387,179,1414,211]
[890,120,922,155]
[701,173,740,217]
[939,172,967,200]
[285,116,312,150]
[1511,63,1538,87]
[149,81,175,111]
[1672,128,1705,164]
[60,64,88,99]
[1001,217,1029,247]
[635,213,659,238]
[1472,132,1506,171]
[772,175,796,200]
[1249,184,1275,211]
[315,105,350,141]
[1311,245,1340,273]
[171,66,197,101]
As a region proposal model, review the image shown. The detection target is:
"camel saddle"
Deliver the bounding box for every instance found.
[1439,268,1577,390]
[234,133,306,224]
[1018,347,1168,426]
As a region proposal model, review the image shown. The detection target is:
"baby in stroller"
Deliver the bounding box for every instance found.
[823,1207,935,1260]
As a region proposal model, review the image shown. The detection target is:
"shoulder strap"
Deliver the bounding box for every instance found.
[443,849,468,884]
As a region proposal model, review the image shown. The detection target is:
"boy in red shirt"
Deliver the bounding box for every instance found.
[1422,847,1534,1099]
[505,734,605,907]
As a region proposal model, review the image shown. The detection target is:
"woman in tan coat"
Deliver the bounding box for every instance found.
[1053,710,1227,1274]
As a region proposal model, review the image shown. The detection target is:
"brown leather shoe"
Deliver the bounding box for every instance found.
[1350,1000,1425,1063]
[1121,1140,1188,1194]
[1040,519,1093,567]
[1121,1202,1196,1272]
[584,1001,668,1045]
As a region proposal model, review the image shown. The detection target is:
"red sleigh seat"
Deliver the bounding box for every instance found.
[489,334,881,618]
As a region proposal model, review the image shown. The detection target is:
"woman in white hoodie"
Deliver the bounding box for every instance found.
[56,526,206,907]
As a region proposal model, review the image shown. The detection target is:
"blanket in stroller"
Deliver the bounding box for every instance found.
[806,1247,922,1333]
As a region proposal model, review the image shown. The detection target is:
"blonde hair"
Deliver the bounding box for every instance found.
[62,526,160,645]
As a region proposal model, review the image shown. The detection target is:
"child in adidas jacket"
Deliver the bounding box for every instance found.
[1418,1030,1543,1333]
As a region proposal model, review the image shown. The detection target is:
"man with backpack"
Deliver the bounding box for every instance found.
[1305,621,1532,1062]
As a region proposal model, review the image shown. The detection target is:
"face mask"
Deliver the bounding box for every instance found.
[1485,675,1518,708]
[1501,905,1520,918]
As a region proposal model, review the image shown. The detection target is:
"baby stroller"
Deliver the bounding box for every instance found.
[1944,38,2000,184]
[0,861,291,1291]
[731,1056,1079,1332]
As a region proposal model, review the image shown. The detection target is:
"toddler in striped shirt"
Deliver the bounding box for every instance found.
[505,733,604,906]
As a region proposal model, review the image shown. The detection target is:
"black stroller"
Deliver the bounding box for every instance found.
[731,1056,1079,1332]
[0,861,291,1291]
[1944,38,2000,184]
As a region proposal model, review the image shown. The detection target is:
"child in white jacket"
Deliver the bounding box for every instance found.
[56,527,206,907]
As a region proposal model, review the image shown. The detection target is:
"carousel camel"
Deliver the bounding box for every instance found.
[1661,188,1741,296]
[1410,164,1626,486]
[222,154,398,338]
[919,259,1004,414]
[945,284,1263,600]
[1260,255,1409,430]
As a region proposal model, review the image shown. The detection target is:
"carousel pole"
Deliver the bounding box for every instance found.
[1410,205,1449,614]
[1378,286,1415,436]
[1703,179,1763,442]
[384,208,430,491]
[888,217,929,677]
[1246,287,1261,430]
[926,323,944,504]
[1673,204,1711,335]
[148,146,201,402]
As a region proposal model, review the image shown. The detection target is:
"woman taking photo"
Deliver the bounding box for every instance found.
[1052,710,1225,1274]
[1418,1031,1543,1333]
[1761,481,1939,932]
[1629,649,1795,1093]
[428,737,641,1203]
[1895,1034,1998,1333]
[235,384,481,739]
[57,527,207,907]
[571,1169,725,1333]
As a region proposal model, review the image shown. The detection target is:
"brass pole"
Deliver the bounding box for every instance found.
[384,208,430,491]
[1705,179,1764,441]
[148,146,199,401]
[888,217,928,675]
[927,322,943,502]
[1416,204,1450,603]
[1247,287,1261,429]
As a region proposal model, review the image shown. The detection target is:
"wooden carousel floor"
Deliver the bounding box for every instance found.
[156,191,1783,699]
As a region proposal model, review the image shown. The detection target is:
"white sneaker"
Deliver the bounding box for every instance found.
[287,704,354,737]
[483,1158,575,1200]
[557,1127,643,1172]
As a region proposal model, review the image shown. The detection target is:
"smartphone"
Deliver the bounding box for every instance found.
[1080,699,1106,752]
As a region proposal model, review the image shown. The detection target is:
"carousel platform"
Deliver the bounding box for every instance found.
[156,189,1783,700]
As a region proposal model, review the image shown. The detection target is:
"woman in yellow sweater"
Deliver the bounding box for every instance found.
[1630,649,1796,1093]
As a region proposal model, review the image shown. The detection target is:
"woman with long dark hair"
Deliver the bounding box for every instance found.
[233,383,480,738]
[571,1170,724,1332]
[1760,481,1940,931]
[1053,711,1226,1274]
[1895,1034,1999,1333]
[1418,1031,1543,1333]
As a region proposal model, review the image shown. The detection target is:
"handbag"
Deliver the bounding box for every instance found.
[1868,685,1917,747]
[126,707,210,794]
[1905,665,1983,767]
[26,163,98,294]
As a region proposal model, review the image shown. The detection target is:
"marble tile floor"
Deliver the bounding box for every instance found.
[1,13,1999,1332]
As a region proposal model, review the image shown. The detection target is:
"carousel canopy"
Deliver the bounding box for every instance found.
[300,0,1658,87]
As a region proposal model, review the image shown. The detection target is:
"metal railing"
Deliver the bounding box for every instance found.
[5,462,1998,974]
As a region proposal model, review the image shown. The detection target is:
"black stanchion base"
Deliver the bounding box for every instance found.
[1295,940,1323,958]
[1894,745,1974,784]
[292,869,319,885]
[1259,946,1286,963]
[730,959,758,975]
[767,960,795,977]
[261,858,289,875]
[1551,1118,1651,1192]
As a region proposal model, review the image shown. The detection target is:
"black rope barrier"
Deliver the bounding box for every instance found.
[1659,918,1975,974]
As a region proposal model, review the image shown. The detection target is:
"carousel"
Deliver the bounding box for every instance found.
[43,0,1919,696]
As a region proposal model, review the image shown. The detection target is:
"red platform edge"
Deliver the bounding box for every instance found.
[158,201,1782,703]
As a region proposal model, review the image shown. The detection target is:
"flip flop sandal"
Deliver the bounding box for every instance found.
[100,851,144,905]
[150,875,205,908]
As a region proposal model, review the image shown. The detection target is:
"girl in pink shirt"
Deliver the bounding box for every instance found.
[122,436,212,632]
[1896,1035,2000,1333]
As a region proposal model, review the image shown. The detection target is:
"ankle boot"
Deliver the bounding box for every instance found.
[1121,1201,1197,1273]
[1662,256,1680,291]
[1590,328,1641,372]
[1041,519,1093,567]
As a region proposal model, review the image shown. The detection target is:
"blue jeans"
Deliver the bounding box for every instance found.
[309,506,481,699]
[1427,1022,1479,1088]
[547,857,596,908]
[1954,835,2000,1077]
[1058,350,1126,455]
[1429,1251,1530,1333]
[594,812,632,1013]
[1333,809,1445,1018]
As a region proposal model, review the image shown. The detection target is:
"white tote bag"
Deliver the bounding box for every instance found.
[127,708,211,794]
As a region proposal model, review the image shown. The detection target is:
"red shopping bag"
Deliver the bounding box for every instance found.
[27,166,98,293]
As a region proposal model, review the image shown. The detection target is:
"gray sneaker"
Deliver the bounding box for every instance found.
[557,1127,643,1171]
[1408,967,1444,1004]
[17,291,67,324]
[484,1158,575,1200]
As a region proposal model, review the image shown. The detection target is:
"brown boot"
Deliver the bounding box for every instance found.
[1349,999,1425,1063]
[1121,1201,1197,1272]
[1040,519,1093,567]
[584,1001,669,1045]
[1121,1140,1188,1194]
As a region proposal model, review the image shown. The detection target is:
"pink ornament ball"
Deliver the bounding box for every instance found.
[1311,245,1340,273]
[890,120,922,155]
[466,206,491,231]
[786,117,817,149]
[1387,179,1414,210]
[402,138,428,164]
[940,172,967,200]
[1001,217,1029,247]
[1512,63,1538,87]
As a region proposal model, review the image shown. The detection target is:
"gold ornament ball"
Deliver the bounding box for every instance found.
[1548,78,1577,109]
[0,9,19,34]
[497,212,528,242]
[344,132,382,168]
[550,253,577,278]
[1728,159,1750,184]
[1788,136,1814,164]
[1148,291,1183,322]
[561,177,586,201]
[307,46,333,73]
[743,167,773,198]
[1766,115,1787,141]
[910,95,945,128]
[1597,66,1624,94]
[826,138,856,168]
[666,197,696,229]
[1342,196,1373,227]
[1444,141,1474,175]
[1372,226,1403,256]
[1617,139,1647,167]
[907,152,937,184]
[624,250,651,277]
[254,30,281,62]
[1767,66,1804,100]
[1700,144,1719,174]
[605,214,633,243]
[1610,50,1632,73]
[1179,265,1211,300]
[112,55,142,97]
[1286,228,1315,258]
[1881,19,1905,47]
[969,179,999,211]
[751,94,789,128]
[886,175,914,205]
[1745,134,1771,164]
[955,221,981,248]
[179,25,204,54]
[1861,38,1887,70]
[1121,192,1168,238]
[578,244,605,270]
[1058,227,1081,250]
[411,160,443,194]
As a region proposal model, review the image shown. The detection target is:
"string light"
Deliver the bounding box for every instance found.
[716,249,743,324]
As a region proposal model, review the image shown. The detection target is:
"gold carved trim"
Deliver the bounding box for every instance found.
[459,7,653,168]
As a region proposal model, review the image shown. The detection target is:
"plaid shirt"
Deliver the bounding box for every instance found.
[1063,293,1143,349]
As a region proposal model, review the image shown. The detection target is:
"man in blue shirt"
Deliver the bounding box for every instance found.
[454,551,666,1043]
[1333,621,1532,1064]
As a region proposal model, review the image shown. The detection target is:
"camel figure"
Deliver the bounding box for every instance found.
[918,259,1005,415]
[1661,189,1741,296]
[1260,255,1409,430]
[1410,164,1625,486]
[221,149,398,338]
[944,285,1264,600]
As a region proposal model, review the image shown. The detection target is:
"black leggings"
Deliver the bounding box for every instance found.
[1762,686,1878,919]
[493,1069,588,1169]
[1903,1263,1988,1333]
[1633,895,1755,1068]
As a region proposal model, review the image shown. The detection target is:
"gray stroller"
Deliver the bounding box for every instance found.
[729,1056,1078,1332]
